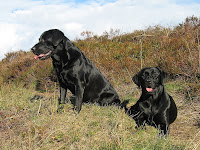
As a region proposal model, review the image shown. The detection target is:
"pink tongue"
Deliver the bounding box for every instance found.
[34,56,39,59]
[34,54,45,59]
[146,88,153,92]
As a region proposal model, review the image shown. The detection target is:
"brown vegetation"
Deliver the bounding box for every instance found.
[0,16,199,100]
[0,16,199,149]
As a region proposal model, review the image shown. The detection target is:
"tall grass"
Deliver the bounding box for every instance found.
[1,84,197,150]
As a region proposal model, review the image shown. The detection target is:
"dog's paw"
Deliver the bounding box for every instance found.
[120,99,130,108]
[158,132,168,139]
[135,123,146,130]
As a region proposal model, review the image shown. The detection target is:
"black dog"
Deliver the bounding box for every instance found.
[122,67,177,136]
[31,29,120,113]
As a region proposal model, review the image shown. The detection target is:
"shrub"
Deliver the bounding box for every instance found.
[0,16,199,100]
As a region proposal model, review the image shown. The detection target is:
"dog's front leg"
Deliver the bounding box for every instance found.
[135,116,146,130]
[59,86,67,104]
[74,83,84,113]
[57,86,67,112]
[158,124,169,138]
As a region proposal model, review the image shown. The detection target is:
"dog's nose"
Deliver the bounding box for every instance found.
[31,47,36,51]
[146,78,151,83]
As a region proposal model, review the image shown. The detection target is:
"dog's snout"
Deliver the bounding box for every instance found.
[146,78,151,83]
[31,47,36,51]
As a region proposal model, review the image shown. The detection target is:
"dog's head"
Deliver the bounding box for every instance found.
[132,67,167,94]
[31,29,65,60]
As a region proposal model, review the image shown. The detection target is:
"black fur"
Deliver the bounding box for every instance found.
[123,67,177,137]
[31,29,121,113]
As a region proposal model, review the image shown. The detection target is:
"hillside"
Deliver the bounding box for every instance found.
[0,16,200,149]
[0,17,200,96]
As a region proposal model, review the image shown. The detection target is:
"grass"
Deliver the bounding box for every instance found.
[0,17,200,96]
[0,16,200,149]
[0,83,199,150]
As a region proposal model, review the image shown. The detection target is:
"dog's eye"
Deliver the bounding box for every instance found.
[45,41,55,48]
[141,72,149,79]
[152,74,159,79]
[141,75,145,79]
[142,74,147,79]
[142,72,149,77]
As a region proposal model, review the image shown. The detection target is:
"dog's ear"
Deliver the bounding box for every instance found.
[51,29,65,46]
[156,67,168,85]
[40,29,65,46]
[132,71,142,87]
[65,39,74,50]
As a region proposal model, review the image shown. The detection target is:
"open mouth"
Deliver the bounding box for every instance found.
[34,50,52,60]
[146,87,155,92]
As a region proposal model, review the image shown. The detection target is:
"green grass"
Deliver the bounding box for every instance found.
[165,82,183,92]
[0,16,200,149]
[0,83,198,150]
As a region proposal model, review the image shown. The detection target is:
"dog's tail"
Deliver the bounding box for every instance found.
[120,100,130,113]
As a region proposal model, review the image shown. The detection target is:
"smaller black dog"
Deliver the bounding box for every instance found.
[122,67,177,137]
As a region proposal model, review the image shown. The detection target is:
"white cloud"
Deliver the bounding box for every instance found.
[0,23,19,54]
[0,0,200,60]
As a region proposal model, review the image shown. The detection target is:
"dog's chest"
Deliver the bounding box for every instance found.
[53,61,76,92]
[140,97,160,115]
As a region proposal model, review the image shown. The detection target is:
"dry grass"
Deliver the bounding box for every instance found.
[0,16,200,149]
[0,82,199,150]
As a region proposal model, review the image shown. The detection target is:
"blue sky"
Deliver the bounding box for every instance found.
[0,0,200,60]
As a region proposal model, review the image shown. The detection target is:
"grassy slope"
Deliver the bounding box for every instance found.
[0,16,200,149]
[0,82,199,150]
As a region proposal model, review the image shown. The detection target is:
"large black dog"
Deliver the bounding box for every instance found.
[31,29,121,112]
[122,67,177,136]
